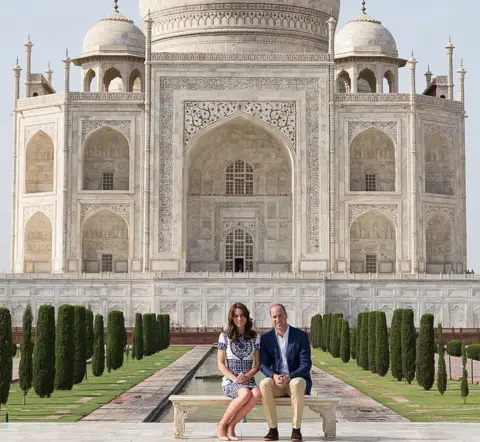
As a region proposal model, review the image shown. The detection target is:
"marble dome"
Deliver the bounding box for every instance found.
[82,10,146,58]
[138,0,341,53]
[335,13,398,59]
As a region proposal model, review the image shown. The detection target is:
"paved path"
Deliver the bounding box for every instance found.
[0,422,479,441]
[437,354,480,383]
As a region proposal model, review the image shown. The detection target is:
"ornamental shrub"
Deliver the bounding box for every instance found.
[133,313,144,360]
[86,306,94,361]
[159,314,167,350]
[324,314,331,353]
[156,314,163,352]
[390,309,404,381]
[437,323,447,395]
[106,310,125,372]
[329,314,337,356]
[356,313,363,367]
[416,313,435,390]
[375,311,389,377]
[12,342,17,357]
[311,315,318,348]
[54,304,75,390]
[321,314,328,352]
[351,326,357,360]
[340,320,351,363]
[33,304,56,398]
[359,312,369,370]
[368,311,377,373]
[143,313,156,356]
[461,342,469,404]
[73,306,87,384]
[332,316,342,358]
[164,314,171,349]
[446,340,462,356]
[401,309,416,384]
[315,315,323,351]
[467,344,480,361]
[19,304,34,404]
[0,308,13,410]
[92,314,105,377]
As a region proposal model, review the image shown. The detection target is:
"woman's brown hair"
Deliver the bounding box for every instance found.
[227,303,256,343]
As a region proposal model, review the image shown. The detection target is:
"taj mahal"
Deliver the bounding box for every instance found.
[2,0,479,329]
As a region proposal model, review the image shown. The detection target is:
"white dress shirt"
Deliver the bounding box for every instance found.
[275,326,290,375]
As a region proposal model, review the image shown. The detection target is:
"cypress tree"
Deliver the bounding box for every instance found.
[333,317,342,358]
[55,304,75,390]
[0,308,13,410]
[390,308,404,381]
[310,315,317,348]
[359,312,369,370]
[461,342,469,404]
[356,313,363,366]
[133,313,144,360]
[368,311,377,373]
[143,313,156,356]
[92,314,105,377]
[437,323,447,395]
[351,326,357,360]
[106,311,125,372]
[324,314,331,353]
[321,314,328,352]
[340,320,351,363]
[86,306,94,361]
[156,315,162,352]
[159,314,167,350]
[73,306,87,384]
[164,314,170,349]
[375,311,389,377]
[401,309,416,384]
[329,314,336,355]
[19,304,33,405]
[316,315,323,351]
[416,313,435,390]
[33,304,56,398]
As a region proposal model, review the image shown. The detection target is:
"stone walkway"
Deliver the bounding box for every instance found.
[0,422,479,441]
[82,346,212,423]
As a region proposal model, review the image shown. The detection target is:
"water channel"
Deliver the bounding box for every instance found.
[156,351,319,422]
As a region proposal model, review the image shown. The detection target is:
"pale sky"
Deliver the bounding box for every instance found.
[0,0,476,272]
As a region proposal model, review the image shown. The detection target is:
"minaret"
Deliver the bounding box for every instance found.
[408,52,418,273]
[446,38,454,100]
[425,65,433,89]
[11,58,22,272]
[458,59,467,271]
[46,62,53,85]
[61,50,71,272]
[457,59,466,105]
[24,36,33,98]
[143,10,153,272]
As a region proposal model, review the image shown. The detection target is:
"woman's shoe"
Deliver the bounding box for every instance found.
[217,423,230,441]
[227,424,239,441]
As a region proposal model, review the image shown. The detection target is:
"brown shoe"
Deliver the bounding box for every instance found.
[264,427,279,441]
[291,428,303,441]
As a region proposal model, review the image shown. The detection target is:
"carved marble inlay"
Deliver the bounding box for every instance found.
[348,121,397,143]
[80,203,131,224]
[224,221,256,237]
[25,123,55,142]
[158,77,320,254]
[424,205,455,223]
[424,123,455,142]
[348,204,398,225]
[23,204,54,224]
[81,120,132,141]
[184,101,296,146]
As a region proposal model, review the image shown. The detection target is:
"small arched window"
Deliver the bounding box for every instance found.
[225,160,253,195]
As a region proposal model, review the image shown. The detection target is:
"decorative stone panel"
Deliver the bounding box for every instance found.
[23,204,54,224]
[223,221,256,237]
[81,120,132,142]
[348,204,398,226]
[184,101,296,147]
[25,123,56,142]
[348,121,397,143]
[424,123,455,142]
[80,203,131,225]
[424,205,455,224]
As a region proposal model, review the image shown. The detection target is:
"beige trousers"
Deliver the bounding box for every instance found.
[259,377,306,429]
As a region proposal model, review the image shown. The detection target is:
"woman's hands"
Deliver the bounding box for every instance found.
[234,373,249,384]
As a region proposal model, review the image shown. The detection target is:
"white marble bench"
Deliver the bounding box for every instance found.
[169,394,339,440]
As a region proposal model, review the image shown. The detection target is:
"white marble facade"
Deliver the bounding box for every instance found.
[7,1,471,327]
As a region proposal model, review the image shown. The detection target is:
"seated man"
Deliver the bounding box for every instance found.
[259,304,312,441]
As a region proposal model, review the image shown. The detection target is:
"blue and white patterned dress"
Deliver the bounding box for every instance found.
[218,331,261,399]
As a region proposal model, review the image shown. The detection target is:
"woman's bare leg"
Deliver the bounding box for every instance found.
[218,388,252,437]
[227,387,262,437]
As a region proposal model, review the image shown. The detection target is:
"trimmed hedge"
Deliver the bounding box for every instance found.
[324,314,331,353]
[92,314,105,377]
[390,309,404,381]
[19,304,34,402]
[368,311,377,373]
[333,316,342,358]
[447,340,462,357]
[106,310,125,372]
[467,344,480,361]
[315,315,323,351]
[351,326,357,360]
[73,306,87,384]
[359,312,369,370]
[0,308,13,409]
[143,313,156,356]
[33,304,56,398]
[55,304,75,390]
[461,342,469,403]
[340,320,350,363]
[322,314,329,352]
[437,323,447,395]
[159,314,167,351]
[164,314,171,349]
[86,306,94,361]
[401,309,416,384]
[311,315,318,348]
[156,315,163,352]
[375,311,389,377]
[356,313,363,367]
[133,313,144,360]
[12,343,17,357]
[416,313,435,390]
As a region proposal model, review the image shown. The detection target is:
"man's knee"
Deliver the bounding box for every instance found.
[289,377,306,393]
[260,377,275,392]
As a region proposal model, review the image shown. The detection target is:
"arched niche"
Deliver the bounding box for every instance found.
[129,69,142,92]
[358,68,377,93]
[186,116,293,272]
[24,212,52,272]
[337,70,351,93]
[384,70,395,93]
[25,131,54,193]
[425,132,454,195]
[82,210,129,273]
[350,128,395,191]
[426,214,454,274]
[84,69,97,92]
[103,67,123,92]
[350,211,396,273]
[83,126,129,191]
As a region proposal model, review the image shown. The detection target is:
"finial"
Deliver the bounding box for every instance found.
[362,0,367,14]
[114,0,119,12]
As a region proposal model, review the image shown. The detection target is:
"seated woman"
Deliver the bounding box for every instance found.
[217,303,261,441]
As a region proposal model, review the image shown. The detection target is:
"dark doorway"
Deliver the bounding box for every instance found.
[235,258,244,273]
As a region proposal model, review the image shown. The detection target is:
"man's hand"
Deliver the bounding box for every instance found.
[273,374,289,388]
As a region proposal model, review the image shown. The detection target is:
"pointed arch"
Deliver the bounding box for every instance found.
[103,67,123,92]
[337,70,351,93]
[425,132,454,195]
[82,209,129,273]
[358,68,377,93]
[83,126,130,191]
[384,70,395,93]
[84,69,97,92]
[129,69,142,92]
[225,159,254,195]
[25,130,54,193]
[207,304,224,327]
[24,212,52,272]
[350,210,396,273]
[350,128,395,191]
[426,213,454,274]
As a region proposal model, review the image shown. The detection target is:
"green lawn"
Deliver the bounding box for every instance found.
[312,349,480,422]
[0,346,191,423]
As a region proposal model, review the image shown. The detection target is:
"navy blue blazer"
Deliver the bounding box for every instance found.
[260,326,312,394]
